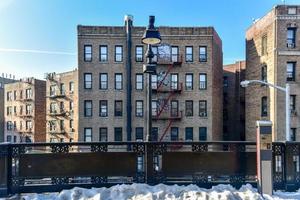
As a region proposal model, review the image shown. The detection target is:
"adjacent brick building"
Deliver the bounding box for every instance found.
[4,78,46,143]
[45,70,78,142]
[77,15,223,142]
[246,5,300,141]
[223,61,246,141]
[0,76,16,142]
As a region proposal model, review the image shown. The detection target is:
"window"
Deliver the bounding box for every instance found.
[136,127,144,141]
[199,74,207,89]
[223,77,228,87]
[49,120,56,131]
[185,100,193,117]
[84,100,93,117]
[136,74,144,90]
[115,73,123,90]
[69,82,74,93]
[84,128,92,142]
[199,100,207,117]
[84,73,92,89]
[287,62,296,81]
[99,100,108,117]
[287,28,296,48]
[170,74,178,90]
[7,135,12,142]
[114,127,122,141]
[170,127,179,141]
[13,91,16,100]
[199,127,207,141]
[152,46,158,62]
[114,100,123,116]
[20,91,23,99]
[170,100,179,117]
[70,101,74,111]
[185,127,193,141]
[60,120,64,131]
[151,127,158,141]
[152,100,158,117]
[99,45,108,62]
[185,74,193,90]
[199,46,207,62]
[25,120,32,130]
[171,46,179,62]
[6,107,12,116]
[99,128,108,142]
[135,46,143,62]
[84,45,92,62]
[60,83,65,95]
[26,88,32,99]
[26,104,32,115]
[261,35,267,55]
[185,46,193,62]
[70,119,74,129]
[261,96,268,117]
[136,100,143,117]
[290,95,296,112]
[291,128,296,141]
[261,65,267,82]
[115,45,123,62]
[99,73,108,90]
[288,7,297,15]
[6,121,13,131]
[151,74,158,89]
[50,85,56,96]
[6,91,12,101]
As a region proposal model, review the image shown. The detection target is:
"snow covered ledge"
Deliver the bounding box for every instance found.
[17,183,300,200]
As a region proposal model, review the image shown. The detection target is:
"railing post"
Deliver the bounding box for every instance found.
[0,143,10,197]
[146,143,154,184]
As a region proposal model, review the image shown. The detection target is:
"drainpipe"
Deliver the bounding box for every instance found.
[125,15,133,142]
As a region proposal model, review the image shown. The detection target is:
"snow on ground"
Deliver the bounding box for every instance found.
[8,183,300,200]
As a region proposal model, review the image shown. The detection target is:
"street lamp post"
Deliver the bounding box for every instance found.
[240,80,290,141]
[142,16,161,142]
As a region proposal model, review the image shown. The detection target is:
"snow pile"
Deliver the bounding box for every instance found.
[19,183,300,200]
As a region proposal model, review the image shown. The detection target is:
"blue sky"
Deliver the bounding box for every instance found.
[0,0,299,79]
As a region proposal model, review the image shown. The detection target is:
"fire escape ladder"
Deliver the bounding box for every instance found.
[157,64,173,91]
[159,119,173,142]
[156,91,174,118]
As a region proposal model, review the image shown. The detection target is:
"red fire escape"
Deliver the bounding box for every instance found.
[152,56,183,142]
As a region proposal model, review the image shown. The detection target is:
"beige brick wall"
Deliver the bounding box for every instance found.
[246,5,300,141]
[77,23,223,142]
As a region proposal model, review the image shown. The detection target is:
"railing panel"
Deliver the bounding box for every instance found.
[19,152,137,177]
[0,144,8,197]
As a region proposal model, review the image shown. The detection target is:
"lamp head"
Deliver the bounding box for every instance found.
[240,80,250,88]
[142,16,161,45]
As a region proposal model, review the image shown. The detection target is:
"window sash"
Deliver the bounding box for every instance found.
[84,101,92,117]
[136,74,143,90]
[199,74,207,89]
[185,74,193,90]
[171,47,179,62]
[185,47,193,62]
[199,101,207,117]
[171,74,178,90]
[185,127,193,141]
[84,45,92,62]
[84,128,92,142]
[151,75,158,89]
[99,128,108,142]
[136,101,143,117]
[185,101,193,116]
[100,74,108,89]
[84,74,92,89]
[115,74,123,90]
[115,46,123,62]
[261,97,268,117]
[136,128,144,140]
[287,62,296,81]
[152,100,158,116]
[199,127,207,141]
[114,128,122,141]
[199,46,207,62]
[171,101,179,117]
[136,46,143,62]
[170,127,179,141]
[100,45,108,62]
[115,101,123,116]
[100,101,108,117]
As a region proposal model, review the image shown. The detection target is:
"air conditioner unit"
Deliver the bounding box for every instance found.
[287,43,295,48]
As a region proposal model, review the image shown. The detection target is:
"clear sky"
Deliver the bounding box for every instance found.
[0,0,299,79]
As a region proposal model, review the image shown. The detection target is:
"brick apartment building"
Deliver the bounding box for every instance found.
[0,75,16,142]
[77,15,223,142]
[4,78,46,143]
[246,5,300,141]
[223,61,246,141]
[45,70,78,142]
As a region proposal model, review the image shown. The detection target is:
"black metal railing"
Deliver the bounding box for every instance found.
[0,141,300,197]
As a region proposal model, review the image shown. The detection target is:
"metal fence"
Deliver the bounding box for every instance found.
[0,141,299,197]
